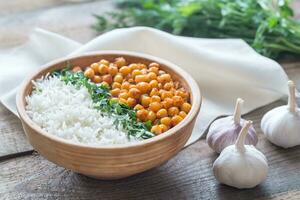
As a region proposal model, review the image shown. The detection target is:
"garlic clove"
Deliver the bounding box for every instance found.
[213,121,268,189]
[207,98,258,153]
[261,80,300,148]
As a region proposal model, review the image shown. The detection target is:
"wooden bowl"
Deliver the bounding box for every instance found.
[16,51,201,179]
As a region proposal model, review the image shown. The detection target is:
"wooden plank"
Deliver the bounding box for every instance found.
[0,105,32,158]
[1,113,300,200]
[282,61,300,86]
[0,0,64,16]
[0,0,113,48]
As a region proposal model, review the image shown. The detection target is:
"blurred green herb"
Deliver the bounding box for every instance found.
[93,0,300,59]
[52,69,154,140]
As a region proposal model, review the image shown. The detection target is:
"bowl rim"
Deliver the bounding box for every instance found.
[16,50,201,150]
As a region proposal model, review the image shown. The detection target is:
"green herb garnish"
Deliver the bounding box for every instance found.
[93,0,300,59]
[52,69,155,140]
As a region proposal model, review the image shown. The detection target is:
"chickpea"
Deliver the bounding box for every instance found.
[141,68,148,75]
[118,98,127,105]
[139,63,147,69]
[158,74,171,83]
[128,78,134,84]
[147,72,157,81]
[132,69,142,78]
[151,95,161,103]
[121,81,130,90]
[141,95,151,107]
[99,59,110,66]
[128,88,141,99]
[137,82,150,94]
[98,64,109,75]
[129,84,137,89]
[158,70,166,75]
[149,102,161,112]
[84,68,95,79]
[150,88,159,96]
[149,66,159,75]
[160,117,172,127]
[127,97,137,107]
[147,111,156,122]
[158,83,163,89]
[149,80,159,89]
[129,63,139,71]
[115,57,126,67]
[112,82,121,89]
[174,82,180,89]
[175,90,188,99]
[168,107,179,117]
[161,97,173,109]
[173,95,184,107]
[102,74,113,85]
[164,82,174,90]
[159,124,169,132]
[119,66,131,76]
[125,73,133,80]
[120,89,128,93]
[159,89,165,96]
[101,81,110,88]
[137,109,148,121]
[134,104,144,110]
[149,62,160,68]
[170,88,176,95]
[151,125,162,135]
[156,108,168,118]
[111,88,120,97]
[92,75,102,83]
[108,65,118,76]
[72,66,82,73]
[171,115,183,126]
[119,92,129,100]
[135,75,148,83]
[91,63,99,72]
[161,91,173,100]
[113,74,123,83]
[181,102,191,113]
[179,111,187,118]
[111,97,119,102]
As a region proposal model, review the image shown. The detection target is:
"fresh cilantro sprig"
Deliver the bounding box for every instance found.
[52,69,155,140]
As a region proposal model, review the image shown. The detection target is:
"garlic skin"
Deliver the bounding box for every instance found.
[213,121,268,189]
[261,81,300,148]
[207,98,258,153]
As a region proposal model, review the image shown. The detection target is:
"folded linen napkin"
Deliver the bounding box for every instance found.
[0,27,288,146]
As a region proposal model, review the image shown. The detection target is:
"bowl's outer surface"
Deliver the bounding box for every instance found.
[17,51,201,179]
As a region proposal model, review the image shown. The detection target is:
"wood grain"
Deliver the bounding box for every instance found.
[0,0,64,16]
[0,0,113,48]
[1,119,300,200]
[0,105,32,158]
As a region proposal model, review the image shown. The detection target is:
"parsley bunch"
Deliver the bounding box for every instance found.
[93,0,300,59]
[52,69,155,140]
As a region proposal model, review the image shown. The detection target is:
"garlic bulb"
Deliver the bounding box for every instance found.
[261,80,300,148]
[213,121,268,189]
[206,98,258,153]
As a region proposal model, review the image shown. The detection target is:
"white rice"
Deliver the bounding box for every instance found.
[25,76,140,145]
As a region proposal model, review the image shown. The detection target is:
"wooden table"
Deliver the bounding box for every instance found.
[1,1,300,199]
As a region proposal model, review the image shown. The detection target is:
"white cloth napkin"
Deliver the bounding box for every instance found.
[0,27,289,146]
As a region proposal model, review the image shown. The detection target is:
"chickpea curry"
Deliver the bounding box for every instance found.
[72,57,191,135]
